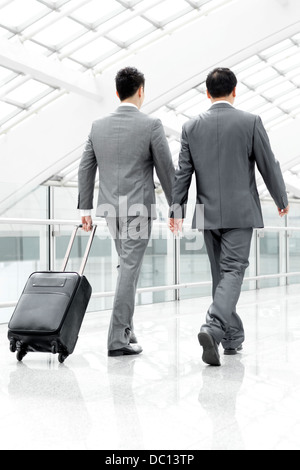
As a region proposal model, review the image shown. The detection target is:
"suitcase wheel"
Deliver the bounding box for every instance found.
[10,340,17,353]
[51,342,58,355]
[16,350,27,362]
[58,353,69,364]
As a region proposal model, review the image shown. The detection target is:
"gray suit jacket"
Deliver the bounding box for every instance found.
[172,103,288,229]
[78,106,174,219]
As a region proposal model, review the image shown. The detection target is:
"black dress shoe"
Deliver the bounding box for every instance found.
[224,345,243,356]
[108,344,143,357]
[198,330,221,367]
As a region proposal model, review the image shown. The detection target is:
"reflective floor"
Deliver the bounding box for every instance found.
[1,285,300,450]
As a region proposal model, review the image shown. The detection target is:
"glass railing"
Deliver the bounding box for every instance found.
[1,217,300,324]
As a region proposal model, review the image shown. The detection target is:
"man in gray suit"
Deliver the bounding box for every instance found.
[170,68,289,366]
[78,67,174,357]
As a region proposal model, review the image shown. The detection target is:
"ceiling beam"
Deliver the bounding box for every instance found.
[0,37,102,102]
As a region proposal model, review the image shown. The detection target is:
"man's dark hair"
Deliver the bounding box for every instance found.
[206,68,237,98]
[116,67,145,101]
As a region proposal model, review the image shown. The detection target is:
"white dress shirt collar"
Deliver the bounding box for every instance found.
[119,103,139,110]
[211,100,234,107]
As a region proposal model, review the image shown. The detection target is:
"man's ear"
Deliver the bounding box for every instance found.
[232,87,237,98]
[207,89,211,100]
[138,86,143,98]
[116,91,120,99]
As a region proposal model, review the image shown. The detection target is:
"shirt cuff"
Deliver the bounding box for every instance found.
[80,210,92,217]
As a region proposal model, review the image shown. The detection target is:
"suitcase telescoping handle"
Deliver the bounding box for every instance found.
[61,225,97,276]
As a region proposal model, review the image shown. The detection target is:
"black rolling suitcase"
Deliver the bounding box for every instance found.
[8,225,97,364]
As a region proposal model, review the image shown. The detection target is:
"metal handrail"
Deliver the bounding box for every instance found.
[2,272,300,309]
[0,217,300,231]
[0,217,300,310]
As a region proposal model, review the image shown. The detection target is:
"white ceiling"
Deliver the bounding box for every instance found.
[0,0,300,210]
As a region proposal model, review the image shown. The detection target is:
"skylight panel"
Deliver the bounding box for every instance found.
[22,40,50,56]
[260,39,292,60]
[184,101,209,116]
[201,0,230,11]
[70,36,119,64]
[292,32,300,44]
[236,82,250,96]
[276,50,300,72]
[195,82,207,94]
[274,89,299,106]
[236,90,258,105]
[163,8,198,30]
[244,66,277,87]
[286,66,300,86]
[33,17,85,48]
[108,16,153,44]
[169,89,200,109]
[0,101,19,123]
[145,0,190,23]
[289,164,300,174]
[93,48,129,72]
[283,95,300,112]
[260,107,284,124]
[256,76,286,94]
[0,66,17,86]
[0,0,48,29]
[238,94,267,112]
[0,25,9,39]
[256,102,275,115]
[237,61,265,81]
[124,28,164,53]
[5,80,53,106]
[72,0,124,24]
[272,116,294,129]
[266,45,298,65]
[44,0,71,7]
[263,81,295,100]
[232,55,260,74]
[176,94,206,114]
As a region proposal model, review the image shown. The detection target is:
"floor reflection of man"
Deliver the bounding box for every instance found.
[199,357,245,450]
[107,357,144,450]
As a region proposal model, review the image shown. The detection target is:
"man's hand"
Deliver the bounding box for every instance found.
[81,216,93,232]
[278,205,290,218]
[168,218,183,235]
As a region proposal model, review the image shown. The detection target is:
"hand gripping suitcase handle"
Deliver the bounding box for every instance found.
[61,224,97,275]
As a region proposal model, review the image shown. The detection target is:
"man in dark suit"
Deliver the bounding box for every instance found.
[170,68,289,366]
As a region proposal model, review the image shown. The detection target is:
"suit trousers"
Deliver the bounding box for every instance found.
[106,216,153,351]
[203,228,253,349]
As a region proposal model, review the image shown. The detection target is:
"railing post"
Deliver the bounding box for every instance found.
[256,229,261,290]
[174,234,181,301]
[286,214,290,287]
[47,186,55,271]
[279,228,286,287]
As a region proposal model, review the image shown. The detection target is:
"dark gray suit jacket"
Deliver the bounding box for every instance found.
[172,103,288,229]
[78,106,174,219]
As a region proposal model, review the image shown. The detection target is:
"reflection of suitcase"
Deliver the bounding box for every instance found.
[8,225,97,364]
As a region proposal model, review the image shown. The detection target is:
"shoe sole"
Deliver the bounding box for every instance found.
[108,349,143,357]
[224,346,243,356]
[224,349,238,356]
[198,332,221,367]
